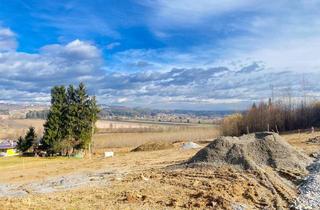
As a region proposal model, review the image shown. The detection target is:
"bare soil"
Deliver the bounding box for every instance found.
[131,142,174,152]
[0,131,319,209]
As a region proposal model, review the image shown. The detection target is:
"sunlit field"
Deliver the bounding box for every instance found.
[0,119,219,149]
[93,126,220,148]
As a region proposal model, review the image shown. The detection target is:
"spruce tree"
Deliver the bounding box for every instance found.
[41,86,67,154]
[16,127,37,153]
[74,83,92,149]
[40,83,99,155]
[25,127,37,151]
[63,85,77,151]
[16,136,26,152]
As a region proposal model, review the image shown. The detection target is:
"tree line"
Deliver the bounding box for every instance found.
[16,83,99,156]
[222,99,320,136]
[26,110,49,119]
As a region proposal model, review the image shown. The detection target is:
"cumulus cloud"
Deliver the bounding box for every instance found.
[0,27,17,51]
[95,64,320,110]
[1,8,320,110]
[1,30,319,109]
[41,39,100,60]
[0,38,102,99]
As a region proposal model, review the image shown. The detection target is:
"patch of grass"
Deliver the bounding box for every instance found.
[0,156,78,170]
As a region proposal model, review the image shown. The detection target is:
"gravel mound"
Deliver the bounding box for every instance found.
[181,142,201,149]
[131,142,173,152]
[187,132,313,208]
[188,132,311,174]
[294,158,320,209]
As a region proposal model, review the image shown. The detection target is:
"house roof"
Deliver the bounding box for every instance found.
[0,140,17,149]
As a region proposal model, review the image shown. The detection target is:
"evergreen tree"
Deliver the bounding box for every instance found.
[74,83,94,149]
[25,127,37,151]
[40,83,99,155]
[63,85,78,152]
[16,136,26,152]
[41,86,67,154]
[16,127,37,153]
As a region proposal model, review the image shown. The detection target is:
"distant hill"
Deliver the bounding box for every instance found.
[99,105,235,118]
[0,103,49,119]
[1,103,236,121]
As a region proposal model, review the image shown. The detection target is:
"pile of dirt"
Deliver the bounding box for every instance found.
[187,132,312,208]
[306,136,320,144]
[131,142,173,152]
[188,132,310,173]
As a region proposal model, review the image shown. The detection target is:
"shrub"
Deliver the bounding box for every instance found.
[222,113,243,136]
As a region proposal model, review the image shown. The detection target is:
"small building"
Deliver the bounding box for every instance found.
[0,140,18,157]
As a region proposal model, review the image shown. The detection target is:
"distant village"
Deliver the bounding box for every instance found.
[104,112,222,124]
[0,103,231,124]
[0,139,17,157]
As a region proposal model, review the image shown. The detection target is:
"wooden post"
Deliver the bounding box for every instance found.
[88,143,91,159]
[90,121,95,158]
[267,124,270,132]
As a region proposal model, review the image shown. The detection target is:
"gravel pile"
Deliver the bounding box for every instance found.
[294,158,320,209]
[187,132,314,209]
[188,132,311,174]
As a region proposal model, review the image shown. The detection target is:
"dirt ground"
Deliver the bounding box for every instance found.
[0,131,319,209]
[282,131,320,156]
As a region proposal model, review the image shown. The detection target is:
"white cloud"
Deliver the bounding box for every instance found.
[0,27,17,51]
[141,0,255,26]
[0,38,102,97]
[106,42,120,50]
[2,0,320,111]
[117,97,128,103]
[41,39,100,60]
[137,0,320,75]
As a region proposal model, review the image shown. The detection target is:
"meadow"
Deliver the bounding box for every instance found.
[93,126,219,148]
[0,119,219,149]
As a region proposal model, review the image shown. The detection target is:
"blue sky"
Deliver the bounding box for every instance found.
[0,0,320,110]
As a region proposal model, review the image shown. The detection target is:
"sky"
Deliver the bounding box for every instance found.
[0,0,320,110]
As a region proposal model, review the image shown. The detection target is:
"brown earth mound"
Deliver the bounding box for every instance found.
[131,142,173,152]
[188,132,311,174]
[187,132,312,208]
